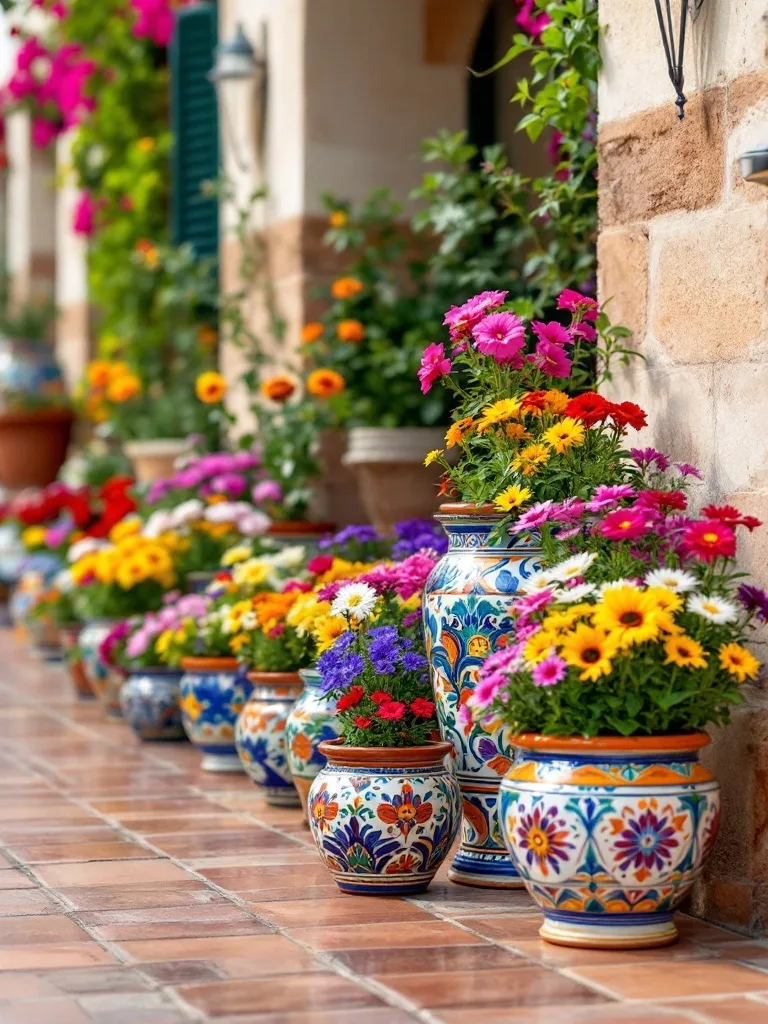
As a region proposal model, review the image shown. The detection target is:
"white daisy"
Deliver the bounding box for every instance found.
[644,568,699,593]
[553,583,596,603]
[265,545,307,569]
[238,511,272,537]
[519,569,556,594]
[547,553,597,583]
[331,582,379,622]
[67,537,109,563]
[687,593,740,625]
[596,578,640,597]
[143,509,175,539]
[172,499,205,526]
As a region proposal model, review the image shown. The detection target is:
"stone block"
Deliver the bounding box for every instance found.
[715,365,768,492]
[726,69,768,203]
[650,206,768,364]
[599,90,726,227]
[597,226,649,345]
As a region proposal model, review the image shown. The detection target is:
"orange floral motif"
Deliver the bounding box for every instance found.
[290,732,312,762]
[376,782,433,836]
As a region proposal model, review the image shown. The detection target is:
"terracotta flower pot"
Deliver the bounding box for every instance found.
[0,408,74,490]
[124,438,191,485]
[235,671,304,806]
[500,733,721,949]
[266,521,336,546]
[179,657,252,772]
[308,739,462,895]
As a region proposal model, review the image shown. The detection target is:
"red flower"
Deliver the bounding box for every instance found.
[370,690,393,704]
[437,473,458,499]
[521,390,548,412]
[411,698,436,718]
[599,508,652,541]
[377,701,407,721]
[741,516,763,532]
[215,571,232,581]
[307,554,334,575]
[353,716,373,729]
[564,391,611,426]
[701,505,763,532]
[609,401,647,431]
[636,489,687,512]
[336,685,365,712]
[682,520,736,562]
[284,579,312,593]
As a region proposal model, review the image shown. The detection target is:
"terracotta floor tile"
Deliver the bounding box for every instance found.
[116,933,308,964]
[567,959,768,1000]
[140,959,225,985]
[505,936,712,967]
[435,1007,700,1024]
[120,815,255,833]
[78,904,259,942]
[656,995,768,1022]
[447,912,547,942]
[0,888,59,916]
[196,864,331,890]
[32,858,193,888]
[147,830,301,859]
[332,942,526,975]
[0,999,92,1023]
[32,964,156,995]
[85,798,223,818]
[675,915,751,945]
[0,915,91,946]
[0,869,34,890]
[286,920,486,951]
[0,826,118,845]
[235,885,343,903]
[249,896,435,928]
[0,942,115,971]
[177,972,383,1017]
[53,881,229,912]
[8,840,151,864]
[211,1010,415,1024]
[77,991,190,1024]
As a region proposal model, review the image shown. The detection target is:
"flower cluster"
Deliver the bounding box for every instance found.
[223,588,318,673]
[113,592,211,670]
[155,594,234,668]
[316,519,447,563]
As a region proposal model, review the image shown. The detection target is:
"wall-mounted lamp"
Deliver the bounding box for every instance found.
[208,22,267,173]
[653,0,705,120]
[738,147,768,187]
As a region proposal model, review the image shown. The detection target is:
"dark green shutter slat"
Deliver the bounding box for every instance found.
[170,3,219,260]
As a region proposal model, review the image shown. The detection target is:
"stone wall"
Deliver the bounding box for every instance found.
[598,0,768,934]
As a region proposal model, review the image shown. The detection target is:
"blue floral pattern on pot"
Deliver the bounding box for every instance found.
[499,734,721,949]
[423,506,542,888]
[79,619,124,718]
[308,740,462,895]
[285,668,342,818]
[235,672,302,806]
[179,658,253,772]
[120,669,185,741]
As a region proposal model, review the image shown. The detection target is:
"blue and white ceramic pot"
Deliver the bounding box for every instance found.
[58,623,95,699]
[423,503,542,888]
[179,657,253,772]
[120,668,186,741]
[27,615,62,661]
[235,672,303,807]
[285,667,342,820]
[79,619,124,718]
[185,571,215,595]
[500,733,721,949]
[309,739,462,896]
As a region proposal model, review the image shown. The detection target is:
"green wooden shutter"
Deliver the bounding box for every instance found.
[170,2,219,258]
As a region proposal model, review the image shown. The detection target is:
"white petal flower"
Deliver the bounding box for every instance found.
[202,501,241,524]
[67,537,109,563]
[518,569,556,594]
[644,568,699,593]
[548,553,596,582]
[172,499,205,526]
[331,582,379,622]
[238,512,272,537]
[267,545,307,569]
[687,593,739,625]
[596,578,640,597]
[553,583,596,603]
[54,569,75,592]
[143,510,176,538]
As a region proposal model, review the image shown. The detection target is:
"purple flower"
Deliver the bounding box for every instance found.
[531,321,573,347]
[630,447,671,472]
[472,312,526,365]
[738,584,768,623]
[210,473,247,498]
[443,290,508,340]
[402,609,422,628]
[586,484,637,513]
[252,479,283,504]
[532,655,567,688]
[402,652,428,672]
[511,501,556,531]
[531,339,572,378]
[393,519,447,558]
[676,463,702,480]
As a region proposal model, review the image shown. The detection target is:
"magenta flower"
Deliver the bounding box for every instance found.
[418,343,452,394]
[31,118,58,148]
[443,290,508,339]
[252,480,283,504]
[531,339,572,378]
[532,655,567,688]
[516,0,551,40]
[586,484,636,513]
[472,671,507,710]
[131,0,178,47]
[531,321,573,347]
[514,590,554,618]
[557,288,599,322]
[599,508,652,541]
[676,463,702,480]
[630,447,671,472]
[472,312,526,364]
[570,321,597,343]
[73,192,97,236]
[512,500,556,531]
[550,498,587,524]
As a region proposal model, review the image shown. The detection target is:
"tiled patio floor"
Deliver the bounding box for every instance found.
[2,632,768,1023]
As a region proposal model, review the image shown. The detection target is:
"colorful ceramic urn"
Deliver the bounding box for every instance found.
[423,503,542,887]
[185,571,216,594]
[235,672,303,806]
[500,733,721,949]
[79,620,124,718]
[309,739,461,895]
[58,623,95,699]
[27,616,62,661]
[285,668,342,819]
[120,669,186,741]
[179,657,253,772]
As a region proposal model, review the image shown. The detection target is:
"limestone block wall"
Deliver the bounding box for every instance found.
[598,0,768,933]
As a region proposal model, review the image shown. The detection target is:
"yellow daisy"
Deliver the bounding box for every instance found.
[560,624,618,682]
[524,630,558,665]
[543,389,569,414]
[424,449,444,467]
[592,586,662,649]
[543,417,586,454]
[719,643,760,682]
[664,635,708,670]
[512,443,551,477]
[494,485,532,513]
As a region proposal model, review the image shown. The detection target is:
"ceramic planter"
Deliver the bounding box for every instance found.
[124,438,191,485]
[79,619,124,718]
[423,503,542,888]
[58,623,94,699]
[235,672,303,806]
[0,409,74,490]
[500,733,721,949]
[27,616,61,661]
[308,739,461,895]
[285,668,342,818]
[266,521,336,547]
[179,657,252,772]
[185,571,216,594]
[120,668,186,741]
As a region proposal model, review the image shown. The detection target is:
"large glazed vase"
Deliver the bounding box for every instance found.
[120,669,185,741]
[423,503,542,888]
[179,657,252,772]
[235,671,303,806]
[500,733,721,949]
[79,620,124,718]
[308,739,461,896]
[285,668,342,818]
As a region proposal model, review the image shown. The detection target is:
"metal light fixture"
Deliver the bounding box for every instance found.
[653,0,705,120]
[738,146,768,187]
[208,22,267,172]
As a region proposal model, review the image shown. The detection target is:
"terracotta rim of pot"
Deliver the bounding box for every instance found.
[180,656,240,672]
[267,521,336,536]
[437,502,499,517]
[246,670,303,688]
[511,732,711,756]
[318,738,454,768]
[0,407,74,426]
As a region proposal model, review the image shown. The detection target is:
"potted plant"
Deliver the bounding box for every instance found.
[420,287,641,888]
[473,472,764,948]
[307,555,461,895]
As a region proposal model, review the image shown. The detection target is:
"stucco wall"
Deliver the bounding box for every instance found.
[598,0,768,934]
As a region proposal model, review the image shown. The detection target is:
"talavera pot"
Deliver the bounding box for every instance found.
[180,657,252,772]
[27,616,62,661]
[235,671,303,806]
[423,503,542,888]
[285,667,342,819]
[500,733,721,949]
[58,623,95,699]
[120,668,185,741]
[79,620,124,718]
[309,739,461,895]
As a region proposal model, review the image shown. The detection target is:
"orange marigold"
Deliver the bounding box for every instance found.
[331,276,363,301]
[107,373,142,404]
[196,371,227,404]
[301,321,324,345]
[336,319,365,344]
[307,369,345,398]
[86,360,112,390]
[328,210,348,228]
[261,374,296,402]
[197,325,218,348]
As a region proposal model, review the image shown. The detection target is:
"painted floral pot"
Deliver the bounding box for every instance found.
[79,620,124,718]
[120,669,186,742]
[285,668,342,819]
[180,657,253,772]
[27,616,62,661]
[423,503,542,888]
[500,733,721,949]
[185,571,216,595]
[309,739,462,896]
[235,672,303,806]
[58,623,95,699]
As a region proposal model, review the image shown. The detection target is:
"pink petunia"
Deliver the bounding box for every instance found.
[418,343,452,394]
[472,312,526,364]
[531,320,573,347]
[31,118,59,148]
[531,339,572,378]
[443,290,508,340]
[532,654,567,688]
[511,500,557,531]
[557,288,599,322]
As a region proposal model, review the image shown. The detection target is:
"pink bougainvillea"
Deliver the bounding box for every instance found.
[131,0,195,47]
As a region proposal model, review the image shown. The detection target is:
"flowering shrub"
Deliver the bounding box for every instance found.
[471,466,764,737]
